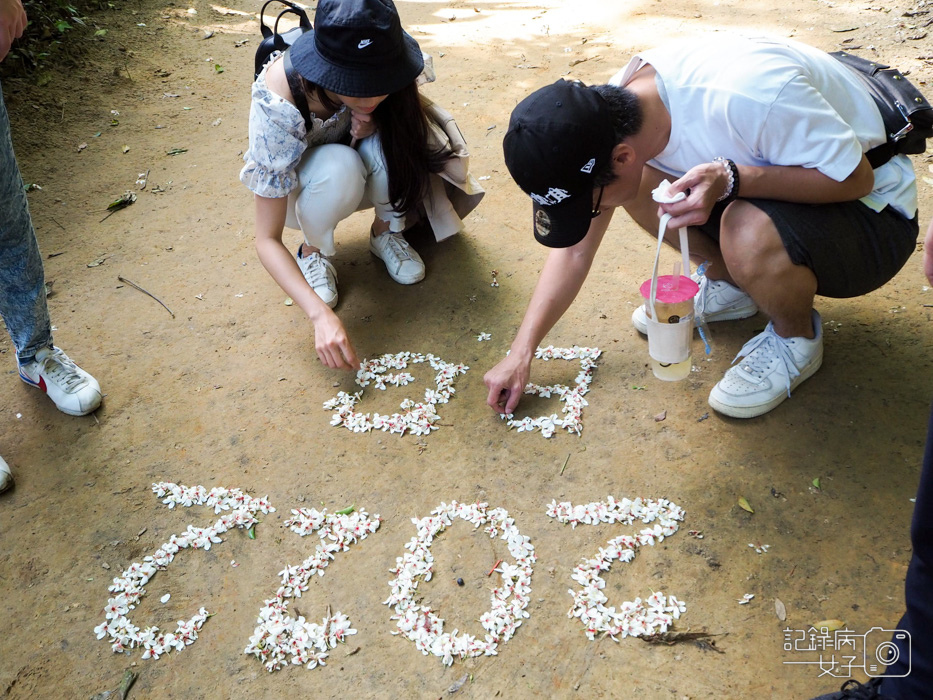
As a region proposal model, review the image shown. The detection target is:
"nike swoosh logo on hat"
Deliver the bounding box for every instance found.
[358,39,373,49]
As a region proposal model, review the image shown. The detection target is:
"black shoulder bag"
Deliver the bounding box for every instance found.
[254,0,313,130]
[830,50,933,168]
[255,0,312,78]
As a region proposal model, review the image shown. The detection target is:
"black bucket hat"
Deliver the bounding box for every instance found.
[290,0,424,98]
[503,80,616,248]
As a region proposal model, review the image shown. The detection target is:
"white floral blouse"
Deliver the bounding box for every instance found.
[239,53,351,199]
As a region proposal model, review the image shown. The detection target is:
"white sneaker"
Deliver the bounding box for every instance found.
[296,250,338,308]
[0,455,12,494]
[708,311,823,419]
[370,231,425,284]
[632,274,758,334]
[19,346,102,416]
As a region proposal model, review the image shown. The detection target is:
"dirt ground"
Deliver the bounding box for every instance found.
[1,0,933,697]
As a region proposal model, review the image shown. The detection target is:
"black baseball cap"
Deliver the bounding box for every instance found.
[503,80,616,248]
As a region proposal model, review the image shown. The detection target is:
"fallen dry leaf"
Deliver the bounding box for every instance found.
[448,673,469,694]
[775,598,787,621]
[738,496,754,513]
[813,619,846,632]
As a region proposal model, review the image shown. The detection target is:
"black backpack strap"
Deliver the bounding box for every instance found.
[282,48,312,132]
[865,141,896,169]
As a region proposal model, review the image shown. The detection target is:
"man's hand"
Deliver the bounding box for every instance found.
[656,161,728,229]
[924,219,933,286]
[484,351,531,415]
[0,0,26,63]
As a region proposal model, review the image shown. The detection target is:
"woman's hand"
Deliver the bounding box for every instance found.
[253,195,360,372]
[312,311,360,370]
[350,110,377,142]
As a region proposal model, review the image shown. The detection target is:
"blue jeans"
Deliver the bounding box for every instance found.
[0,79,52,366]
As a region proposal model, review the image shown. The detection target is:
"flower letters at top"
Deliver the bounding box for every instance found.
[324,352,469,436]
[500,346,601,438]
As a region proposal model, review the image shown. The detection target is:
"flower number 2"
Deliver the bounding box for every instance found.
[546,496,687,640]
[244,507,381,672]
[94,483,275,659]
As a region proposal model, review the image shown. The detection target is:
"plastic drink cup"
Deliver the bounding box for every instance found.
[640,275,699,381]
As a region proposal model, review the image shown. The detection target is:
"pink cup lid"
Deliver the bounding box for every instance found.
[640,275,699,304]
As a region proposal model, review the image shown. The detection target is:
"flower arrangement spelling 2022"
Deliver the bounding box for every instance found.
[93,348,690,668]
[94,484,687,669]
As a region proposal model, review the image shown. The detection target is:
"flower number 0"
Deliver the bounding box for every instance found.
[384,501,536,665]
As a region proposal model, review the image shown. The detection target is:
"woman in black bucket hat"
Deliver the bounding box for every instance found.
[241,0,484,370]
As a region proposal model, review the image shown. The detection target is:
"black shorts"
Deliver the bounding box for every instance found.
[696,198,919,298]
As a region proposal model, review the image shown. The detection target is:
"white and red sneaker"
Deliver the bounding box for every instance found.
[19,346,102,416]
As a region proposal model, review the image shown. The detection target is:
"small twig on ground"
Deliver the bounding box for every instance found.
[322,604,332,639]
[487,559,503,577]
[641,630,726,653]
[117,275,175,318]
[49,216,65,231]
[560,453,571,475]
[89,668,137,700]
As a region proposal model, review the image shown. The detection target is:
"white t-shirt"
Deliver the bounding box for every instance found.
[609,34,917,218]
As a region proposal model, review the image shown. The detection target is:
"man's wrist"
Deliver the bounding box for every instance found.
[713,157,740,204]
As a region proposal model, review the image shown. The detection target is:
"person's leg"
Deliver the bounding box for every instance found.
[810,405,933,699]
[708,198,916,418]
[719,200,817,338]
[356,134,425,285]
[285,143,368,306]
[877,404,933,697]
[705,201,822,417]
[0,79,52,365]
[0,81,101,416]
[287,143,368,258]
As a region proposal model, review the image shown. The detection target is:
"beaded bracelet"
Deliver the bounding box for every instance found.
[713,157,740,204]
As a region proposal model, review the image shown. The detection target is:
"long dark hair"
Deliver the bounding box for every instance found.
[374,82,453,213]
[302,79,452,215]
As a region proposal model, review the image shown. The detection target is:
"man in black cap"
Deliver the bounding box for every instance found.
[484,33,918,419]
